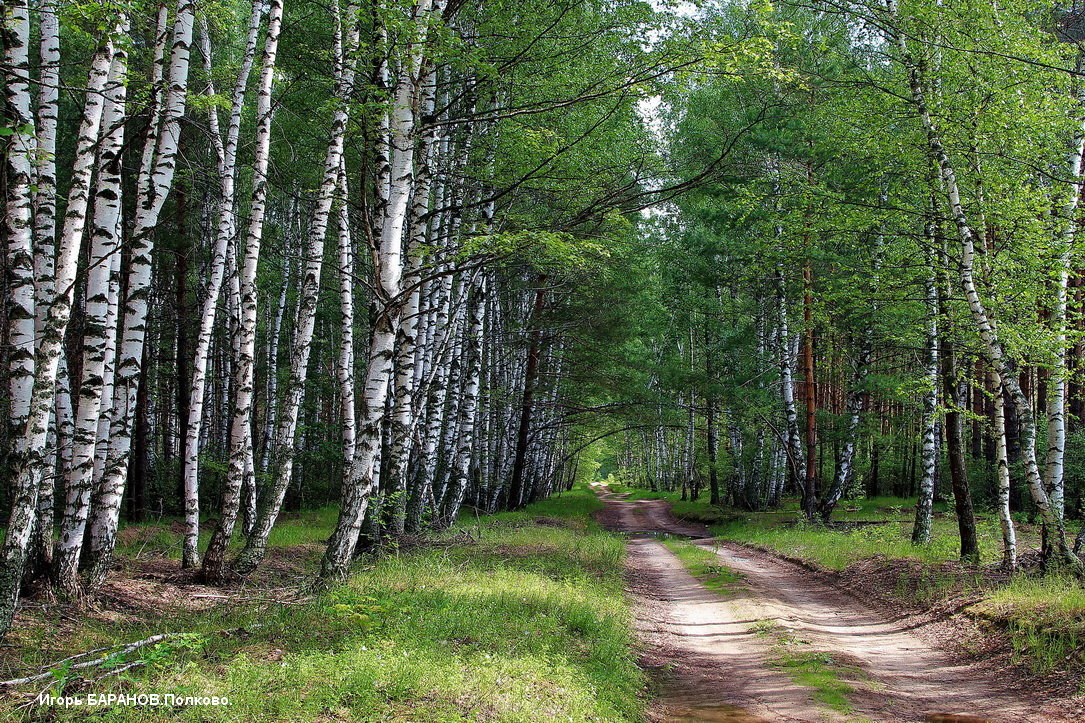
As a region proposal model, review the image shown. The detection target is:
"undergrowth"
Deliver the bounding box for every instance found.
[976,574,1085,676]
[9,485,644,721]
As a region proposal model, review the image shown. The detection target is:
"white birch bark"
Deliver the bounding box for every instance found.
[336,165,357,467]
[406,274,453,531]
[89,0,197,585]
[53,35,129,594]
[1043,50,1085,520]
[178,9,264,568]
[0,15,121,622]
[320,0,440,579]
[890,11,1079,567]
[232,3,361,576]
[23,0,59,576]
[260,251,291,481]
[4,0,37,441]
[50,22,129,596]
[991,369,1017,570]
[92,246,123,488]
[912,268,940,544]
[774,268,805,488]
[384,64,437,534]
[199,0,283,583]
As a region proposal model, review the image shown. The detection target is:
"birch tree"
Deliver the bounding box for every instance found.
[53,29,130,594]
[232,0,362,576]
[201,0,285,584]
[87,0,197,586]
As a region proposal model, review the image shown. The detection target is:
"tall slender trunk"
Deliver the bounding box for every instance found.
[912,266,940,544]
[91,0,197,587]
[821,219,885,520]
[942,336,979,564]
[23,0,62,579]
[336,167,357,468]
[892,12,1079,569]
[704,321,721,505]
[507,278,548,510]
[179,8,264,568]
[801,258,818,520]
[384,64,437,534]
[320,0,443,579]
[0,14,124,631]
[774,267,805,497]
[4,0,38,452]
[233,2,360,577]
[991,369,1017,570]
[201,0,284,584]
[1044,50,1085,522]
[53,35,129,595]
[438,278,486,523]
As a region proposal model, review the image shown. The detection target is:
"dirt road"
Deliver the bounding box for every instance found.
[593,486,1076,722]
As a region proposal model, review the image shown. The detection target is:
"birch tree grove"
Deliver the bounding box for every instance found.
[0,0,671,632]
[593,0,1085,577]
[9,0,1085,644]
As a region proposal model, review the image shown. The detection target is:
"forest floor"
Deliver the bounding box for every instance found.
[0,490,646,721]
[594,484,1085,722]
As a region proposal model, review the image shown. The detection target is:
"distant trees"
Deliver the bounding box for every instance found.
[603,0,1085,572]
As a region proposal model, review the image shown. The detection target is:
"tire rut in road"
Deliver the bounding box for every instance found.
[594,487,1074,722]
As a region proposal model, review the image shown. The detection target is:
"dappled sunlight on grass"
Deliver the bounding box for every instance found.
[978,575,1085,674]
[27,484,643,721]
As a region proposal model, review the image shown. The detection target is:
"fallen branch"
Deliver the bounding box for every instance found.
[0,633,179,687]
[0,624,266,688]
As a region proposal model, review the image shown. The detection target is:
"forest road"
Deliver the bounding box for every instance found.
[591,485,1075,723]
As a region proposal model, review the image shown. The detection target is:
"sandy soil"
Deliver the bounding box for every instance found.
[593,486,1078,722]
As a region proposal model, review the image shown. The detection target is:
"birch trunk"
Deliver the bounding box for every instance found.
[233,3,361,576]
[892,14,1080,569]
[3,0,37,445]
[320,0,440,579]
[991,369,1017,570]
[179,8,264,568]
[336,163,357,468]
[89,0,197,585]
[23,0,59,578]
[0,15,123,626]
[48,19,129,594]
[201,0,284,584]
[912,268,940,544]
[774,268,805,491]
[383,65,437,534]
[1043,50,1085,521]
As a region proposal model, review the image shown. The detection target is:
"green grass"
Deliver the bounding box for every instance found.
[976,574,1085,675]
[703,498,1019,571]
[9,485,645,722]
[749,620,859,716]
[661,540,743,594]
[111,506,342,561]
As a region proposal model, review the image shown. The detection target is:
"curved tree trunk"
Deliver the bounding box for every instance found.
[200,0,284,585]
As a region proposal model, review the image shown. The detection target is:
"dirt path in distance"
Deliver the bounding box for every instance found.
[593,485,1076,722]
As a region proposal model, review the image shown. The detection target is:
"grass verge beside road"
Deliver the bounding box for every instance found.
[3,486,645,721]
